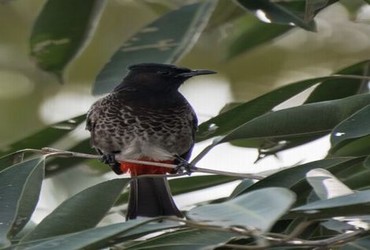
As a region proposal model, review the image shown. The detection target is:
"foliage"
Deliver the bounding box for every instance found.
[1,0,370,249]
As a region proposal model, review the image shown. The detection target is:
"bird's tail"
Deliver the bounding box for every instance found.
[126,177,183,220]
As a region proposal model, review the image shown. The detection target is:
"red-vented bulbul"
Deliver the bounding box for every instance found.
[86,63,216,219]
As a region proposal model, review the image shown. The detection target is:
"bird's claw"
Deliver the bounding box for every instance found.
[175,156,194,175]
[101,154,122,175]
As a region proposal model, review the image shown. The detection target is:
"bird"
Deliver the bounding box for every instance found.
[86,63,216,220]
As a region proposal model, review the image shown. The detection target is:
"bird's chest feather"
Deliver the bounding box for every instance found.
[89,93,195,160]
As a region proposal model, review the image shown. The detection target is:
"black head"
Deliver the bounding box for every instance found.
[115,63,216,93]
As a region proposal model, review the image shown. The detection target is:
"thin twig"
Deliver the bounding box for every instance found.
[331,74,370,81]
[289,229,367,247]
[40,147,265,180]
[284,220,314,241]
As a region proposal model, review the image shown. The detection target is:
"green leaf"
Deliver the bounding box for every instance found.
[292,189,370,219]
[305,60,370,103]
[226,14,292,59]
[330,135,370,157]
[330,105,370,155]
[236,0,316,31]
[306,168,354,200]
[229,179,255,199]
[196,76,331,142]
[0,157,45,247]
[219,93,370,145]
[0,115,86,157]
[125,228,238,250]
[92,1,217,95]
[187,187,295,232]
[240,158,358,194]
[30,0,105,80]
[18,219,180,250]
[45,138,93,177]
[342,236,370,249]
[0,151,27,172]
[330,158,370,190]
[21,178,128,242]
[303,0,339,21]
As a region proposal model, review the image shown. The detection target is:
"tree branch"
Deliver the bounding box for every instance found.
[40,147,265,180]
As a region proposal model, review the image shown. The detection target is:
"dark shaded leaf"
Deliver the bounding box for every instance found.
[93,1,217,95]
[305,60,370,103]
[229,179,255,199]
[342,236,370,249]
[240,158,358,194]
[236,0,316,31]
[196,76,331,142]
[219,93,370,145]
[292,189,370,219]
[0,115,86,157]
[30,0,105,79]
[21,178,128,242]
[125,228,238,250]
[330,104,370,155]
[45,138,93,177]
[276,0,339,22]
[19,219,180,250]
[187,187,295,232]
[0,157,45,247]
[0,151,27,172]
[329,135,370,157]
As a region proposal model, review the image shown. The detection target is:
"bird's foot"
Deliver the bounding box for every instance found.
[174,156,195,176]
[101,153,123,175]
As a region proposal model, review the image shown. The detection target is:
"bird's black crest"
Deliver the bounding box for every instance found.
[128,63,191,73]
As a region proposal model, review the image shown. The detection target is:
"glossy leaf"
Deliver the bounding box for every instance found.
[276,0,339,21]
[219,93,370,144]
[0,151,27,172]
[0,157,45,247]
[0,115,86,157]
[30,0,105,79]
[329,135,370,157]
[292,189,370,219]
[187,187,295,232]
[228,178,255,199]
[236,0,316,31]
[239,158,358,194]
[306,168,354,200]
[305,60,370,103]
[21,178,128,242]
[342,236,370,249]
[330,105,370,155]
[329,158,370,190]
[196,76,331,142]
[19,219,180,250]
[93,1,217,95]
[125,228,238,250]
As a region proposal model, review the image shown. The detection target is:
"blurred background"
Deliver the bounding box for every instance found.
[1,0,370,222]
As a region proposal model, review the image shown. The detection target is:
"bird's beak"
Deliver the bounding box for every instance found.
[178,69,216,78]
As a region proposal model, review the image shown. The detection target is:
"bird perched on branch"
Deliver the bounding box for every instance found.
[86,63,216,219]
